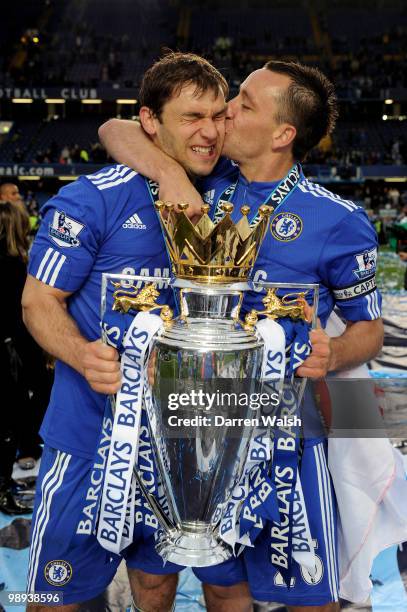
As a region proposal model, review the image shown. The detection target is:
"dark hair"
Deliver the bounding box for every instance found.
[139,51,228,119]
[264,60,338,161]
[0,201,30,262]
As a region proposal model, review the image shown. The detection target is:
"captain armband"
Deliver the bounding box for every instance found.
[333,275,376,301]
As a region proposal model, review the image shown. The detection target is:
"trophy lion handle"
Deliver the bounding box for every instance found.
[243,288,310,331]
[111,280,173,324]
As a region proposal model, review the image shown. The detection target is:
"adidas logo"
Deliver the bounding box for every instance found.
[122,212,146,230]
[203,189,215,207]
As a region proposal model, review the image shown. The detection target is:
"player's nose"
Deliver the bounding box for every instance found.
[226,97,237,119]
[200,118,218,140]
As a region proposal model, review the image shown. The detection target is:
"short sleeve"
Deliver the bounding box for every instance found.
[28,177,105,292]
[319,209,382,321]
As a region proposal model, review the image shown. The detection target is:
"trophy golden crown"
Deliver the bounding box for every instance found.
[155,200,273,283]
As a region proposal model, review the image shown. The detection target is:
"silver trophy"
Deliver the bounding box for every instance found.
[102,201,315,567]
[146,278,264,566]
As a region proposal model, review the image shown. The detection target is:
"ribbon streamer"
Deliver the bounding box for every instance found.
[97,311,163,554]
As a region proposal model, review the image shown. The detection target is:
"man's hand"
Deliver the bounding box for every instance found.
[296,324,332,379]
[81,339,121,394]
[159,177,204,220]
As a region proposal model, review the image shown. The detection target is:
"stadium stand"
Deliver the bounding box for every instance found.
[0,116,107,163]
[1,0,405,173]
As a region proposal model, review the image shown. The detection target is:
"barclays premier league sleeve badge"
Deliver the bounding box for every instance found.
[353,248,377,280]
[49,210,85,248]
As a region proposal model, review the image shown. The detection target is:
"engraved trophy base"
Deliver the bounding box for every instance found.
[156,521,232,567]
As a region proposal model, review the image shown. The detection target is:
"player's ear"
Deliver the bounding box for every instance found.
[139,106,158,136]
[272,123,296,151]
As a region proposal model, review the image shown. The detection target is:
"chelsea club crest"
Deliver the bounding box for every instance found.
[271,212,303,242]
[44,560,73,586]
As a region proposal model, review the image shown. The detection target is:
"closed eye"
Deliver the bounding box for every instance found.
[214,110,227,120]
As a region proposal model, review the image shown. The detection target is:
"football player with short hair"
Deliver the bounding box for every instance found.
[22,52,229,611]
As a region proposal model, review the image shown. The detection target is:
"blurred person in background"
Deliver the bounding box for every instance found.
[0,183,41,236]
[0,182,25,210]
[0,201,52,514]
[26,191,41,235]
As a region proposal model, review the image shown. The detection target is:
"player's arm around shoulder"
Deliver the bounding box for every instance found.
[22,275,121,395]
[99,118,203,216]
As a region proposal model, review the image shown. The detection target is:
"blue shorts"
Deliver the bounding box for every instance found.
[29,442,338,606]
[126,538,247,586]
[243,440,339,606]
[130,441,339,606]
[27,446,182,605]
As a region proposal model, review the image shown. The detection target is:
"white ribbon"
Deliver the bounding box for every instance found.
[217,317,316,577]
[121,478,136,550]
[97,311,163,553]
[257,318,316,575]
[292,471,316,575]
[218,318,286,549]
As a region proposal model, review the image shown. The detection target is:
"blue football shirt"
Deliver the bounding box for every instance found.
[201,158,382,325]
[28,164,171,458]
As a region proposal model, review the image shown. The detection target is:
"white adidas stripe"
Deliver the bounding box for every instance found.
[317,444,339,599]
[49,254,66,286]
[366,293,372,319]
[36,249,66,286]
[324,452,339,598]
[28,452,67,591]
[317,444,337,600]
[321,444,339,600]
[35,248,54,279]
[301,180,357,211]
[314,444,338,601]
[27,451,64,591]
[27,451,61,591]
[299,180,357,212]
[86,164,124,181]
[312,182,357,210]
[369,292,375,318]
[313,445,333,599]
[28,452,70,592]
[97,170,137,191]
[365,291,381,319]
[372,290,381,317]
[40,250,59,284]
[89,165,133,186]
[28,453,71,593]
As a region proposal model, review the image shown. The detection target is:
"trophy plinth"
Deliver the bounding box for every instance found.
[157,522,231,567]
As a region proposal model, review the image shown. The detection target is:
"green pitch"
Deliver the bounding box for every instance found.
[376,247,406,292]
